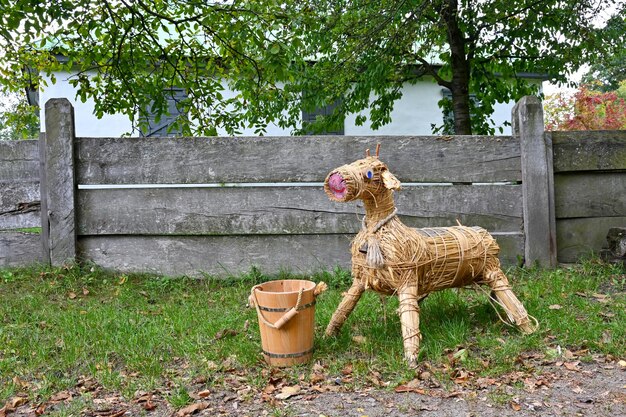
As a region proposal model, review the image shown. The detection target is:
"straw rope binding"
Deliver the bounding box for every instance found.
[323,146,538,366]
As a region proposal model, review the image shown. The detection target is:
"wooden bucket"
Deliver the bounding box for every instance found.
[251,280,317,367]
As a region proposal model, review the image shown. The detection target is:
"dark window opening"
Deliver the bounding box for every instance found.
[302,99,344,135]
[440,89,480,135]
[140,88,187,137]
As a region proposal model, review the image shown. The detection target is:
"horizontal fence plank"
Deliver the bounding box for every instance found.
[557,216,626,263]
[555,172,626,218]
[552,131,626,173]
[0,232,43,267]
[78,232,522,277]
[0,181,41,229]
[76,184,522,236]
[75,136,521,184]
[79,234,353,277]
[0,140,40,182]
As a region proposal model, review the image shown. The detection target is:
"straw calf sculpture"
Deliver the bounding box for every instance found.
[324,148,537,366]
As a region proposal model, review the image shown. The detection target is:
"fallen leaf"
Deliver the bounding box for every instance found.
[35,403,46,415]
[49,391,72,403]
[367,370,385,387]
[105,410,127,417]
[341,364,353,376]
[214,329,238,340]
[243,320,250,332]
[310,373,325,384]
[395,379,426,394]
[592,293,610,303]
[395,385,426,394]
[68,292,77,299]
[352,335,367,344]
[618,360,626,368]
[312,363,325,373]
[11,377,29,390]
[143,399,157,411]
[275,385,301,400]
[198,389,210,398]
[452,348,468,363]
[9,397,28,409]
[82,287,90,296]
[418,371,431,381]
[510,400,522,411]
[564,361,580,371]
[548,304,562,310]
[177,402,208,416]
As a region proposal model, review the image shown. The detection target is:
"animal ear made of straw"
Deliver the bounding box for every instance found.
[381,170,401,190]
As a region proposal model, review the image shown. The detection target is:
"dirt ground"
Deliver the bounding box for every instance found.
[4,360,624,417]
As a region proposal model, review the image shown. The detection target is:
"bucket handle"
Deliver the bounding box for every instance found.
[250,285,304,330]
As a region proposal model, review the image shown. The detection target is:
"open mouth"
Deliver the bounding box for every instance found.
[327,172,347,200]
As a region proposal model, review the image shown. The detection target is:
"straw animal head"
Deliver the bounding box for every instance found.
[324,148,401,203]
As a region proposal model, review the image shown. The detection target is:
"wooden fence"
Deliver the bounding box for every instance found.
[1,97,624,275]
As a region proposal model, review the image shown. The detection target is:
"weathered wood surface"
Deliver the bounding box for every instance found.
[0,232,43,267]
[552,131,626,173]
[43,99,77,266]
[555,172,626,218]
[76,184,522,236]
[78,232,523,277]
[0,140,39,182]
[0,181,40,229]
[557,217,626,263]
[514,96,557,267]
[75,135,522,184]
[38,132,51,265]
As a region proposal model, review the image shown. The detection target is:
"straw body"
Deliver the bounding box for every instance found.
[324,154,537,366]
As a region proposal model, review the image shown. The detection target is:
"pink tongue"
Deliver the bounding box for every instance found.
[328,173,347,199]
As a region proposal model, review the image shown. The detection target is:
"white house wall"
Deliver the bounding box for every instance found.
[345,81,445,136]
[39,72,134,136]
[39,71,540,137]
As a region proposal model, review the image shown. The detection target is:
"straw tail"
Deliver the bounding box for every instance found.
[485,270,538,334]
[398,285,422,367]
[325,279,365,336]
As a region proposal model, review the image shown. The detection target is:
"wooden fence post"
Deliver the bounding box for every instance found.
[41,99,77,266]
[512,96,557,268]
[38,131,51,265]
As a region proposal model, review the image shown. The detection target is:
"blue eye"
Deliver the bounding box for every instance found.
[366,170,373,179]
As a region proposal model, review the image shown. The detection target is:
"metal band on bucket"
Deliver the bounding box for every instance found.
[262,347,315,359]
[257,300,316,313]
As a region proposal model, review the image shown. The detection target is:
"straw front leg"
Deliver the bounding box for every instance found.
[325,279,365,337]
[398,284,422,367]
[485,269,537,334]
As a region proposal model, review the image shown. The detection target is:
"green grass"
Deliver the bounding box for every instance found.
[0,260,624,405]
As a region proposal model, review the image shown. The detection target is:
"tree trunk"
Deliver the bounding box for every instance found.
[439,0,472,135]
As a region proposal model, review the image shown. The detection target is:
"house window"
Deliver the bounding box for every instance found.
[440,89,479,135]
[140,88,187,137]
[302,99,344,135]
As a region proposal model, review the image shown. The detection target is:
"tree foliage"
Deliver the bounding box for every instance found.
[580,11,626,92]
[0,92,39,140]
[0,0,623,136]
[544,82,626,130]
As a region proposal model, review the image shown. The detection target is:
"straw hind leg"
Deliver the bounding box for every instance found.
[325,278,365,337]
[398,284,422,367]
[484,269,537,334]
